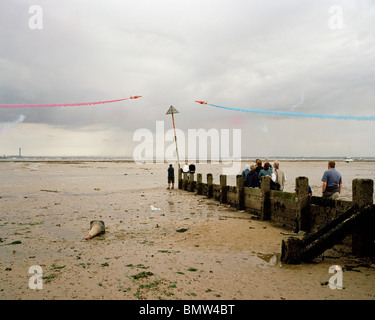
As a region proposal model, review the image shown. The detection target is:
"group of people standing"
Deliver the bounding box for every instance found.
[167,162,196,189]
[183,162,196,176]
[241,159,286,191]
[168,159,343,200]
[241,159,343,199]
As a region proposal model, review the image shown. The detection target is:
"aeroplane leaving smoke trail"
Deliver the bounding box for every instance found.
[195,101,375,121]
[0,96,142,108]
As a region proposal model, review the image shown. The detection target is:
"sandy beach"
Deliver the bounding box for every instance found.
[1,160,374,300]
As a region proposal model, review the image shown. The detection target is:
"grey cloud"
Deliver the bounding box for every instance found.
[1,0,375,156]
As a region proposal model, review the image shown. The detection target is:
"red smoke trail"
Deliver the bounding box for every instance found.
[0,96,142,108]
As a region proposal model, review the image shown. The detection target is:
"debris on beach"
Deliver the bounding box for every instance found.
[150,205,161,211]
[84,220,105,240]
[131,271,154,280]
[176,228,189,233]
[4,240,22,246]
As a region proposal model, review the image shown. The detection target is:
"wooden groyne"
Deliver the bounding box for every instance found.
[178,172,375,261]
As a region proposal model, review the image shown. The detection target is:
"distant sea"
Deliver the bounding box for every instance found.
[2,155,375,162]
[1,156,374,202]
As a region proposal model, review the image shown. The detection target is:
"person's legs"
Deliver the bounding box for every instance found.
[167,177,171,189]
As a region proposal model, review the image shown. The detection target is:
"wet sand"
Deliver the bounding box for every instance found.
[1,161,375,300]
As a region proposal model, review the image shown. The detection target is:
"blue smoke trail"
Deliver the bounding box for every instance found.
[208,103,375,121]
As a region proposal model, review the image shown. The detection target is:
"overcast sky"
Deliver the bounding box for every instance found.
[0,0,375,158]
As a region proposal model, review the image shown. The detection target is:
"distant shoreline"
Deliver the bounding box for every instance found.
[1,158,375,164]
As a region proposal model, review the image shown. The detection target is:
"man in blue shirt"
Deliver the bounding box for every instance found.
[321,161,342,199]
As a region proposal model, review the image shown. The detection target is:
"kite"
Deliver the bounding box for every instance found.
[0,96,142,108]
[195,100,375,121]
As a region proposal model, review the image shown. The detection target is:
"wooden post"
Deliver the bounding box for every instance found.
[353,179,373,208]
[295,177,311,233]
[207,174,213,198]
[236,175,244,210]
[183,172,188,191]
[197,173,203,195]
[281,179,375,264]
[220,174,227,204]
[189,173,196,192]
[281,237,302,264]
[281,205,375,264]
[178,169,182,190]
[352,179,374,256]
[260,176,271,220]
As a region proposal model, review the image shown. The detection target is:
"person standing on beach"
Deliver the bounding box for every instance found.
[321,161,342,199]
[183,162,189,178]
[189,163,196,175]
[273,161,286,191]
[167,164,175,189]
[258,162,272,179]
[255,159,263,174]
[242,164,251,186]
[246,165,260,188]
[258,162,273,187]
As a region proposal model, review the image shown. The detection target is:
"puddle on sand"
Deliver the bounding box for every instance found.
[45,226,83,241]
[0,194,28,199]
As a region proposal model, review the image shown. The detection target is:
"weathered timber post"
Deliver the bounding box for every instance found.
[300,205,375,262]
[352,179,374,256]
[207,173,213,198]
[236,175,244,210]
[295,177,311,233]
[281,179,375,264]
[281,237,301,264]
[196,173,203,195]
[178,169,182,189]
[188,173,196,192]
[260,176,271,220]
[281,205,352,264]
[353,179,373,208]
[220,174,227,204]
[183,172,188,191]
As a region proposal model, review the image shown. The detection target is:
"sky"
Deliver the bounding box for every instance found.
[0,0,375,158]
